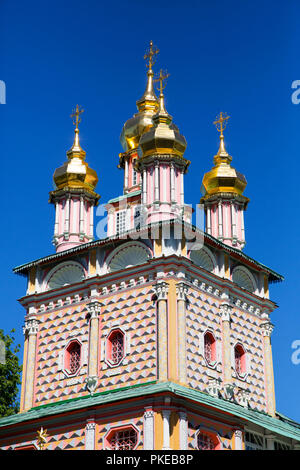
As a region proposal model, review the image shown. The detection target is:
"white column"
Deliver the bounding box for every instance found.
[170,163,175,202]
[125,159,129,190]
[154,163,159,201]
[241,206,245,243]
[231,202,237,239]
[64,196,70,233]
[179,411,188,450]
[79,196,84,234]
[54,201,59,236]
[180,170,184,205]
[206,206,211,235]
[85,421,96,450]
[234,429,243,450]
[162,410,171,450]
[218,200,223,238]
[143,409,154,450]
[142,169,147,205]
[265,434,275,450]
[89,203,94,238]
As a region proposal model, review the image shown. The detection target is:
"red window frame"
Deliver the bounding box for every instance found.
[65,340,81,375]
[106,426,138,450]
[204,331,216,365]
[197,431,220,450]
[107,329,125,365]
[235,344,246,377]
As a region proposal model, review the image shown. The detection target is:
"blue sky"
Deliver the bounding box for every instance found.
[1,0,300,421]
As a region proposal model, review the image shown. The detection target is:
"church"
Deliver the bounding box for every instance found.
[0,41,300,450]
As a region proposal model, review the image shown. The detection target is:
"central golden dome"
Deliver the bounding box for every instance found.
[120,41,160,151]
[120,69,159,151]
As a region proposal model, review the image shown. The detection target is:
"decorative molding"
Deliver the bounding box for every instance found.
[176,282,189,301]
[85,376,98,396]
[207,378,222,398]
[86,300,101,319]
[260,321,274,337]
[154,281,169,301]
[23,317,39,336]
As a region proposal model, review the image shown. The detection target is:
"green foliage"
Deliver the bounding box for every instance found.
[0,329,22,417]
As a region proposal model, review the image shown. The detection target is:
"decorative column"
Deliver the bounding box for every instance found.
[162,410,172,450]
[265,433,275,450]
[22,317,39,411]
[233,429,243,450]
[154,282,169,381]
[261,318,276,416]
[176,282,188,385]
[179,410,188,450]
[220,292,232,385]
[85,420,96,450]
[86,301,101,395]
[143,408,154,450]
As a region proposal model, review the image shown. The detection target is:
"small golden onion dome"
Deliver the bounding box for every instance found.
[120,68,159,151]
[53,106,98,193]
[201,115,247,200]
[139,83,187,159]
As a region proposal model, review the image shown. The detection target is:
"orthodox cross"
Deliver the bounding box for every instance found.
[213,112,230,137]
[144,40,159,70]
[154,69,170,95]
[71,104,84,130]
[37,427,48,450]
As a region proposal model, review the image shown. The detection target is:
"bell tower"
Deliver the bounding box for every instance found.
[200,113,249,250]
[49,106,100,252]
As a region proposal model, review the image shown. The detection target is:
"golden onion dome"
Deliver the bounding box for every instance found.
[120,41,160,151]
[53,105,98,193]
[139,71,187,159]
[201,113,247,200]
[120,68,159,151]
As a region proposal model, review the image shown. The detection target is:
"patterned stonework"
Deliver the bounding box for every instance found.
[186,284,267,412]
[33,284,156,406]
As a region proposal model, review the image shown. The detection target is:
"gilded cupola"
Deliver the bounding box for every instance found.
[120,41,159,152]
[139,70,187,159]
[201,112,248,200]
[53,105,99,194]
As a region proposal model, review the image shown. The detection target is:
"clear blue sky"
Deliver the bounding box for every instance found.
[1,0,300,421]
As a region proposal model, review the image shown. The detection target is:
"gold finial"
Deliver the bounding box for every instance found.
[144,40,159,71]
[71,104,84,130]
[37,427,48,450]
[69,104,85,155]
[154,69,170,95]
[153,69,170,117]
[213,112,230,157]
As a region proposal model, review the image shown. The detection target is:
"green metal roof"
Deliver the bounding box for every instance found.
[0,382,299,441]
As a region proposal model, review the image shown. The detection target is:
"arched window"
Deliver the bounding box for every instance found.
[235,344,246,377]
[204,332,216,366]
[66,341,81,375]
[108,427,137,450]
[107,329,125,365]
[197,432,216,450]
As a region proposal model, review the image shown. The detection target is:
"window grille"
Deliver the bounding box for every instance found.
[245,432,264,450]
[116,211,127,234]
[111,332,124,364]
[204,333,214,364]
[197,433,215,450]
[109,428,137,450]
[69,343,81,374]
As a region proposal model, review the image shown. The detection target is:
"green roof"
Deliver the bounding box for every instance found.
[0,382,299,441]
